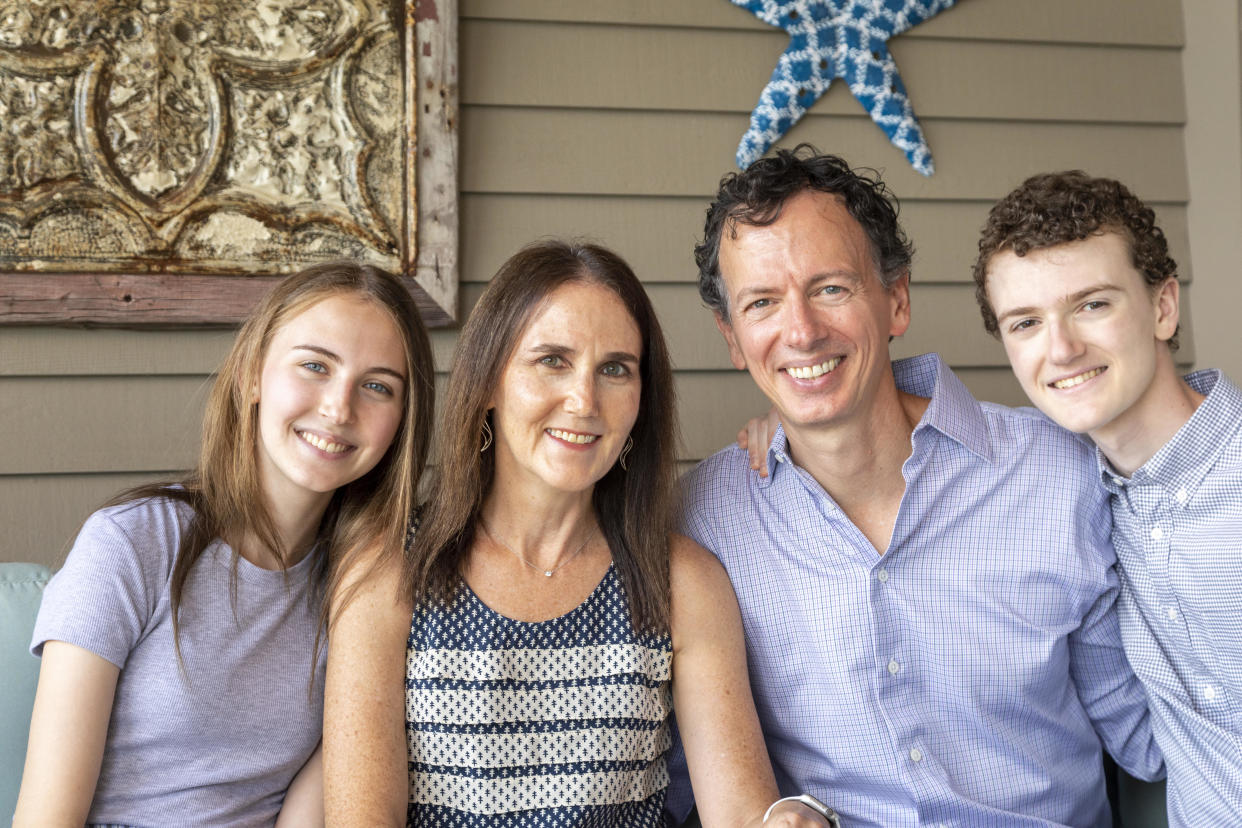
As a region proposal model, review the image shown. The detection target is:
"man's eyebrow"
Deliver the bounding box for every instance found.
[995,284,1121,323]
[733,270,860,302]
[291,344,406,381]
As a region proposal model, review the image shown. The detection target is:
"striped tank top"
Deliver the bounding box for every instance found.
[405,564,673,827]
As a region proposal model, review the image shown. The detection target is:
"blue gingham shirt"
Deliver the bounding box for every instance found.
[1102,369,1242,826]
[667,354,1162,828]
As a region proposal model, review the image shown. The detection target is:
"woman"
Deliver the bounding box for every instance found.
[15,262,435,827]
[325,242,833,827]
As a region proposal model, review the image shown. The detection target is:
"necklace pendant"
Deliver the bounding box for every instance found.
[544,570,554,577]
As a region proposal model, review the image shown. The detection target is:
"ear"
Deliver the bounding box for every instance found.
[714,312,748,371]
[1153,277,1180,343]
[243,371,260,405]
[887,270,912,338]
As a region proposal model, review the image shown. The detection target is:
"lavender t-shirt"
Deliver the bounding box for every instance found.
[32,496,325,827]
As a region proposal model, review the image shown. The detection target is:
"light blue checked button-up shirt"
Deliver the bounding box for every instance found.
[667,353,1162,828]
[1103,369,1242,827]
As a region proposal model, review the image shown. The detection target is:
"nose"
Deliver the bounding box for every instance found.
[1047,317,1085,364]
[564,369,598,416]
[318,380,354,424]
[782,295,827,351]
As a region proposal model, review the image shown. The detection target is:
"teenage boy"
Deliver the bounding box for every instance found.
[974,170,1242,826]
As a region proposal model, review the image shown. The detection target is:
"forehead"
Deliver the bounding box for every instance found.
[268,294,404,356]
[719,190,875,284]
[518,280,642,350]
[986,232,1144,303]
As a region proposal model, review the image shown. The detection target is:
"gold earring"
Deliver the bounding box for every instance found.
[619,435,634,470]
[480,419,493,453]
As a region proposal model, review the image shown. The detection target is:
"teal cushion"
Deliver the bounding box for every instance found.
[0,563,51,823]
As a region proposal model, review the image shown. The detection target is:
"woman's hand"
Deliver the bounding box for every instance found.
[13,641,120,827]
[735,408,780,477]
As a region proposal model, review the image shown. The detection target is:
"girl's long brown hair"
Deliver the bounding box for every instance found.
[110,261,435,665]
[407,241,678,632]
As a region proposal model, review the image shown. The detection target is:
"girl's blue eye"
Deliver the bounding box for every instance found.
[302,361,327,373]
[364,381,393,395]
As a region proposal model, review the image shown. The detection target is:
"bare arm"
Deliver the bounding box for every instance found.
[323,546,411,827]
[13,641,120,827]
[276,742,324,828]
[669,537,829,828]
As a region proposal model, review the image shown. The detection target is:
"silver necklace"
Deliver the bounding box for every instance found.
[480,520,597,577]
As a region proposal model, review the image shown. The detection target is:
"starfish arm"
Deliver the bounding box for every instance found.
[729,0,954,174]
[843,40,935,175]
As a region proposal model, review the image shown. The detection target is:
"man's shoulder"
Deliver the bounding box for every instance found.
[681,442,760,504]
[975,400,1095,460]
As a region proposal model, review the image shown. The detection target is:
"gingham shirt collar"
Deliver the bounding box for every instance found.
[1099,369,1238,503]
[761,352,993,484]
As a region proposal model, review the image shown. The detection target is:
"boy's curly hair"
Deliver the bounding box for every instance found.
[973,171,1178,349]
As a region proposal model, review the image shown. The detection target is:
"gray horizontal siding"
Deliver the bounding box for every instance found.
[4,0,1191,568]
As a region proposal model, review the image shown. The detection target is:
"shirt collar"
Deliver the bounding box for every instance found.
[760,352,992,483]
[1100,369,1240,499]
[895,353,993,462]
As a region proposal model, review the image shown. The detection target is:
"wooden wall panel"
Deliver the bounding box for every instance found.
[461,108,1188,201]
[0,474,164,568]
[462,20,1184,123]
[460,0,1185,47]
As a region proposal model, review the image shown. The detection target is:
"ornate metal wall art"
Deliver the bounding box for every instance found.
[0,0,457,325]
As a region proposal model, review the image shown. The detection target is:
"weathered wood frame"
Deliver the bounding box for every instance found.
[0,0,458,328]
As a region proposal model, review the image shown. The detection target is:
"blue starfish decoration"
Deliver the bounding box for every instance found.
[731,0,956,175]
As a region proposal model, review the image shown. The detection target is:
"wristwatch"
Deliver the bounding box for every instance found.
[763,793,843,826]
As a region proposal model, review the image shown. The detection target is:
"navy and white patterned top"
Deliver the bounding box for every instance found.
[1101,369,1242,827]
[405,563,673,827]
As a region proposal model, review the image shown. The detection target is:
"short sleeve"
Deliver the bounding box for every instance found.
[31,504,174,668]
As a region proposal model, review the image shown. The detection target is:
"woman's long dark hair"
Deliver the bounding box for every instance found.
[407,241,678,632]
[110,261,435,665]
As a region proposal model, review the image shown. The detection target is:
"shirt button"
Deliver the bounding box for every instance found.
[1150,526,1164,541]
[877,569,890,583]
[1176,489,1188,505]
[909,748,923,762]
[1205,686,1218,702]
[887,660,900,675]
[1166,606,1178,621]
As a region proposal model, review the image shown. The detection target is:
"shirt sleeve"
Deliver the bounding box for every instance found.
[31,505,170,669]
[1067,505,1166,782]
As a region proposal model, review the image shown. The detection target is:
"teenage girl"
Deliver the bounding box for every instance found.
[14,262,435,827]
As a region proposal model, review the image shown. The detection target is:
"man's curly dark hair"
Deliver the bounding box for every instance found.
[972,170,1179,349]
[695,144,913,319]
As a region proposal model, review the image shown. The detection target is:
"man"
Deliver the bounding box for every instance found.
[666,146,1162,827]
[974,171,1241,826]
